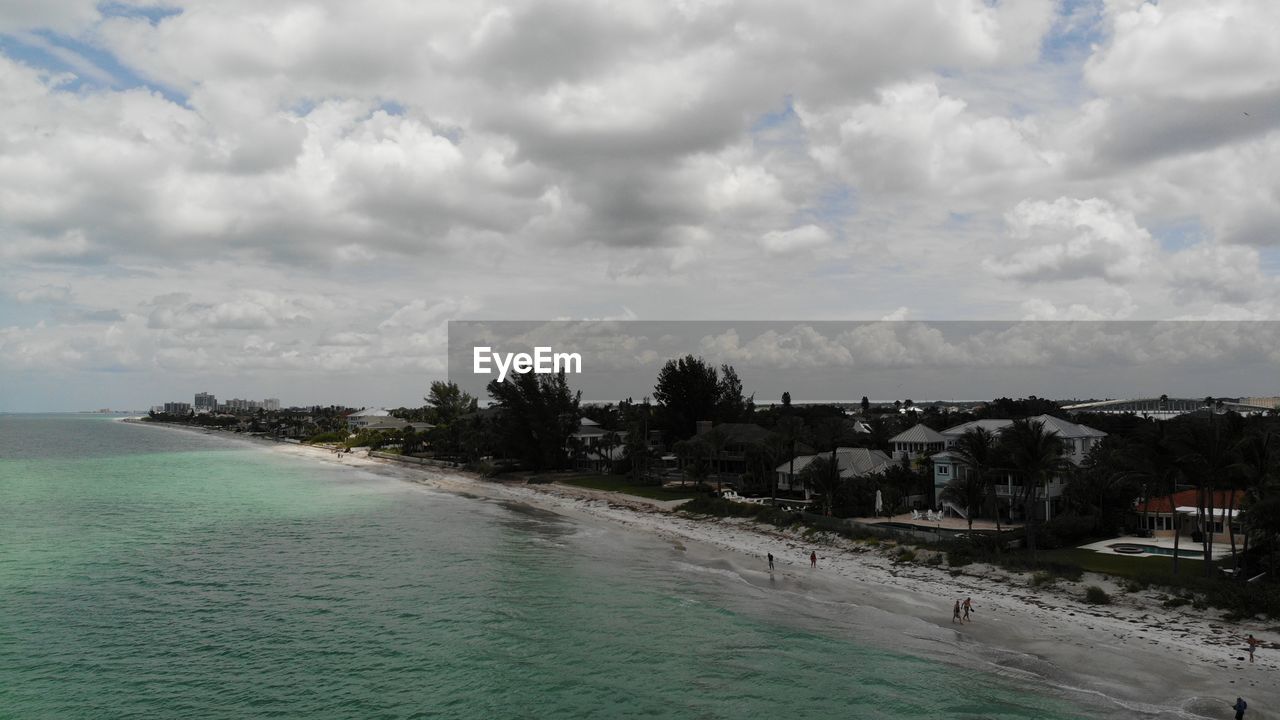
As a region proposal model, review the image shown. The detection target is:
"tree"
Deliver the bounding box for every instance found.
[426,381,478,425]
[800,455,841,516]
[600,431,622,474]
[1176,415,1239,578]
[486,371,580,472]
[1121,422,1183,573]
[775,415,807,504]
[781,391,791,408]
[949,427,998,535]
[1233,429,1278,575]
[652,355,723,442]
[1001,418,1068,556]
[940,472,986,536]
[861,396,870,414]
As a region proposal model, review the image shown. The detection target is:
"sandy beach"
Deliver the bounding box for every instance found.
[241,439,1275,720]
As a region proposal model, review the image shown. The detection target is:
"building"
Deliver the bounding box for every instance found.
[263,398,280,412]
[224,398,263,413]
[1134,489,1244,539]
[346,407,392,430]
[354,417,413,432]
[569,418,623,472]
[775,447,894,498]
[162,402,192,415]
[1062,397,1276,419]
[888,423,946,461]
[695,421,777,478]
[929,414,1106,521]
[194,392,217,412]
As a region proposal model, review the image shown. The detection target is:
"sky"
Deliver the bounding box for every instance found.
[1,0,1278,411]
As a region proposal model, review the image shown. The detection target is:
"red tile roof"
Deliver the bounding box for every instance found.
[1136,489,1244,513]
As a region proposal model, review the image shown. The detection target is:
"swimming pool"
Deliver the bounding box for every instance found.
[1108,543,1204,559]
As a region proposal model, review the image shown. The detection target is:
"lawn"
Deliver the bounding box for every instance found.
[554,474,704,501]
[1041,547,1208,582]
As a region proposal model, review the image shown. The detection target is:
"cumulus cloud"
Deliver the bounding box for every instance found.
[759,225,831,254]
[988,197,1160,283]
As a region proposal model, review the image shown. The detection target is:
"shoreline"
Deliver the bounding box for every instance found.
[122,419,1279,718]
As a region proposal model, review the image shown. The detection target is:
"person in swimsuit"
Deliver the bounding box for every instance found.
[952,600,962,624]
[962,597,973,622]
[1247,634,1260,663]
[767,553,774,571]
[810,551,817,568]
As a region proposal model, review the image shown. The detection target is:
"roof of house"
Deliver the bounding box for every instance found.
[940,414,1105,439]
[703,422,775,445]
[941,419,1012,436]
[776,447,894,478]
[349,407,391,418]
[889,423,947,444]
[1136,489,1244,514]
[356,417,410,430]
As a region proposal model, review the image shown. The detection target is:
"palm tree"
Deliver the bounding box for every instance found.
[939,469,987,536]
[702,426,727,492]
[775,415,806,503]
[1122,422,1183,573]
[951,427,999,534]
[800,455,841,516]
[1000,418,1068,556]
[600,431,621,473]
[1176,416,1237,578]
[1233,430,1278,575]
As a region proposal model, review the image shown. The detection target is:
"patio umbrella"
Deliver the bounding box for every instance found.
[874,489,883,515]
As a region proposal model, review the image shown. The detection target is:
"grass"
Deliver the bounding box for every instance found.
[1040,548,1207,583]
[554,474,704,501]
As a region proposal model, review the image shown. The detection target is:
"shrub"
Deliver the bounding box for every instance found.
[1083,586,1111,605]
[947,548,974,568]
[1162,596,1191,608]
[1038,515,1097,549]
[924,554,943,567]
[1030,571,1056,587]
[306,430,349,444]
[895,548,916,563]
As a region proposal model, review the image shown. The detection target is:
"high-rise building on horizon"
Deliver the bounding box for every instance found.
[194,392,217,412]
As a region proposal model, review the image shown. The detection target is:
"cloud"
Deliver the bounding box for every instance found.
[1,0,1280,410]
[759,224,831,254]
[12,284,72,303]
[987,197,1159,283]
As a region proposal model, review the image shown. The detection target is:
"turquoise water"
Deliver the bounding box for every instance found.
[1,415,1102,718]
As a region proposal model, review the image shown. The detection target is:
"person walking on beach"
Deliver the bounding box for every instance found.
[1233,697,1247,720]
[767,553,774,571]
[962,597,973,623]
[952,600,962,624]
[1247,634,1260,663]
[809,551,817,568]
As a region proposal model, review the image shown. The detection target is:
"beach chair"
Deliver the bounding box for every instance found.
[911,509,921,520]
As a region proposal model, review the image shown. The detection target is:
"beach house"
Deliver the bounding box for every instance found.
[1133,489,1244,539]
[775,447,894,499]
[929,414,1106,521]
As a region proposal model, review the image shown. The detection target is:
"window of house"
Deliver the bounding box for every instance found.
[938,466,949,474]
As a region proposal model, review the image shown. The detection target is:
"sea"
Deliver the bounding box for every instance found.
[0,414,1119,718]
